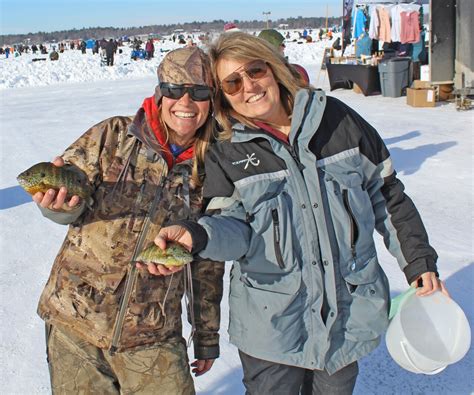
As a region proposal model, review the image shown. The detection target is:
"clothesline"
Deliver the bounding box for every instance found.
[352,2,422,44]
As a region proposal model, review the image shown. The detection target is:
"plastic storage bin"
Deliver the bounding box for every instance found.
[378,57,411,97]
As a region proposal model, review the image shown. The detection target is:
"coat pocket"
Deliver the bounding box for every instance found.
[229,269,304,352]
[323,168,376,265]
[245,192,298,273]
[51,264,126,327]
[240,270,302,295]
[341,254,390,342]
[129,271,183,330]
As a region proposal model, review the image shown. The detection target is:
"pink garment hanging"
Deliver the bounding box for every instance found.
[400,11,420,44]
[377,7,391,43]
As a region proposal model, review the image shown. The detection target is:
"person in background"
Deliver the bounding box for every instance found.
[31,47,224,394]
[149,31,448,394]
[92,39,100,55]
[145,38,155,59]
[258,28,310,85]
[105,38,116,66]
[224,22,240,32]
[318,28,324,41]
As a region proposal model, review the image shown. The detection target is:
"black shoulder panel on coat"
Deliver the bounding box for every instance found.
[204,137,287,199]
[309,96,390,166]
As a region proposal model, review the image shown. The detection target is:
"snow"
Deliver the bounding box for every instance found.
[0,31,473,394]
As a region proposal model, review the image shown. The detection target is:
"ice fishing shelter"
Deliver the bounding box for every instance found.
[342,0,473,91]
[86,39,95,49]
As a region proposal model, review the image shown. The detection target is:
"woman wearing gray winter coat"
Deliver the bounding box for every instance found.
[146,32,449,394]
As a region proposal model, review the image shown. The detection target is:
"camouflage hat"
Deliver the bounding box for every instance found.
[155,46,212,103]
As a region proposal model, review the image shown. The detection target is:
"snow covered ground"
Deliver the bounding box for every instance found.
[0,31,473,394]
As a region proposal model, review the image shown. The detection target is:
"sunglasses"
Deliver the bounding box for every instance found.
[220,60,269,96]
[159,83,212,101]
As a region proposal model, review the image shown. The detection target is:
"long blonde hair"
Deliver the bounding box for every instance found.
[208,31,307,139]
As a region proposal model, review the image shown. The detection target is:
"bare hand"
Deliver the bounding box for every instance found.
[191,359,215,376]
[411,272,450,297]
[136,261,184,276]
[154,225,193,252]
[31,157,81,210]
[136,225,193,276]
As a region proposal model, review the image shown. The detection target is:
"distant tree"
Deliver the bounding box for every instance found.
[0,16,341,46]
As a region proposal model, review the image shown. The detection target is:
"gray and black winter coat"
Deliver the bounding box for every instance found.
[182,89,438,374]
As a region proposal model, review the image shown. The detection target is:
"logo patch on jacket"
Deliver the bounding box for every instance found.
[232,153,260,169]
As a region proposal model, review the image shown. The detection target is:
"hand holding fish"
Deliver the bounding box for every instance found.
[137,261,184,276]
[154,225,193,253]
[18,157,90,211]
[136,236,193,276]
[32,157,81,209]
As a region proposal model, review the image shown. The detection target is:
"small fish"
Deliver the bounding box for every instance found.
[17,161,93,201]
[136,242,193,267]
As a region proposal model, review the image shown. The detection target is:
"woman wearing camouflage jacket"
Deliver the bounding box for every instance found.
[32,47,224,394]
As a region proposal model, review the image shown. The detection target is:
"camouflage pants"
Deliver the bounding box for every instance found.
[46,325,195,395]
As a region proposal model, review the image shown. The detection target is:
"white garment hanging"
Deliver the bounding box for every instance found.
[391,4,402,42]
[368,5,379,40]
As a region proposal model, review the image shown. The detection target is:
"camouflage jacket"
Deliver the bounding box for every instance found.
[37,109,225,359]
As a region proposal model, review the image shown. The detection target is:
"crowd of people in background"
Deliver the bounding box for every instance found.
[1,25,339,65]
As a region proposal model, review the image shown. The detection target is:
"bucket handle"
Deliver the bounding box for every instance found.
[400,341,446,375]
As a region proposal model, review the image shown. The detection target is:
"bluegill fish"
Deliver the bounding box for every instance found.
[136,242,193,267]
[17,162,93,201]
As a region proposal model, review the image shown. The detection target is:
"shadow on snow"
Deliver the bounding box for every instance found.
[0,185,32,210]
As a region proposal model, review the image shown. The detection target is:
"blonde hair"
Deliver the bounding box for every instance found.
[208,31,307,139]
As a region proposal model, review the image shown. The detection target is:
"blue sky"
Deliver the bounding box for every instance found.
[0,0,342,35]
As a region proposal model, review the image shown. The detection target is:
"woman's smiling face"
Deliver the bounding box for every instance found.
[217,58,286,126]
[160,92,210,146]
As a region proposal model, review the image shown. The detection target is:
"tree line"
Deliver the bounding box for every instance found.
[0,16,341,45]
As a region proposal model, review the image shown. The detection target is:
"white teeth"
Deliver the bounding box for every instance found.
[174,111,196,119]
[247,93,265,103]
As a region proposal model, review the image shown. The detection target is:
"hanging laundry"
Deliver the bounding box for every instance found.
[377,6,392,43]
[391,5,402,42]
[400,11,420,44]
[354,7,367,39]
[368,5,379,40]
[356,32,372,58]
[412,31,426,62]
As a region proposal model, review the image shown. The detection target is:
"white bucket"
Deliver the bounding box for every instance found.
[386,290,471,374]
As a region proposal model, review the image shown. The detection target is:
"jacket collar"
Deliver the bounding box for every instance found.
[229,89,326,146]
[128,96,195,168]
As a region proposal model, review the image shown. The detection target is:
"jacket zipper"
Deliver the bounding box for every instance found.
[271,208,286,269]
[127,179,147,231]
[286,145,305,172]
[109,174,166,355]
[342,189,359,270]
